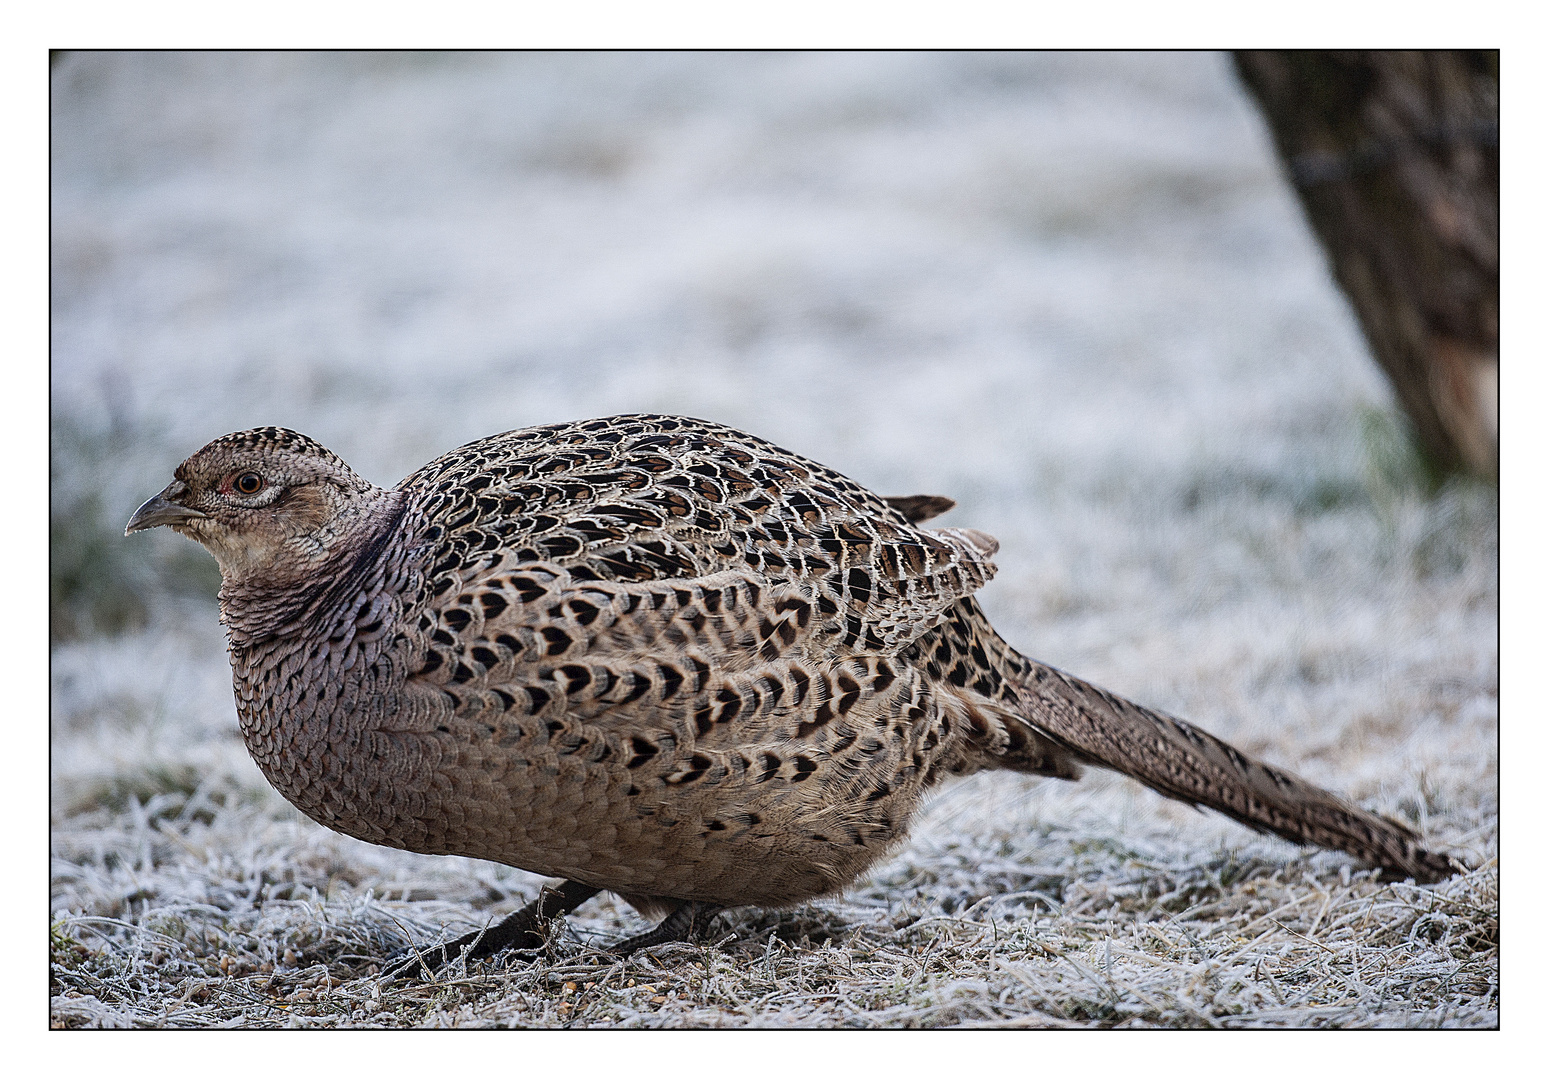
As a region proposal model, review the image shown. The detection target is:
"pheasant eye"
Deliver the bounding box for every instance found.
[234,472,264,495]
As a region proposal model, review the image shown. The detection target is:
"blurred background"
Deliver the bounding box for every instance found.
[51,50,1496,899]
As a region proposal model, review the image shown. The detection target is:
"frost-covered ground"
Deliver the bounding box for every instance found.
[50,51,1497,1029]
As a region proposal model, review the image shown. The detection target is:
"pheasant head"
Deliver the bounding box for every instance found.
[125,426,393,586]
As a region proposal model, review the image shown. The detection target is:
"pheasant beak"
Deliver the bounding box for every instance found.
[125,483,208,535]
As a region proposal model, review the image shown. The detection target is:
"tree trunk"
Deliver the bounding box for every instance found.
[1233,51,1498,481]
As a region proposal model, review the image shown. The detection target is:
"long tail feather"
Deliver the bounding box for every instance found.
[1012,660,1456,882]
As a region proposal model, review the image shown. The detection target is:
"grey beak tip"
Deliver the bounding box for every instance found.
[125,492,206,535]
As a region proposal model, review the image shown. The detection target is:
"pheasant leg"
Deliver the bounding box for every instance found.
[385,879,601,978]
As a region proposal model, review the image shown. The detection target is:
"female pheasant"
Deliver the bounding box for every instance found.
[125,415,1454,973]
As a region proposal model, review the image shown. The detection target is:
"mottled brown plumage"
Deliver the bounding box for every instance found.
[126,414,1455,973]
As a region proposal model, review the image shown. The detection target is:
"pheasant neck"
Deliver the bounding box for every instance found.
[219,488,409,649]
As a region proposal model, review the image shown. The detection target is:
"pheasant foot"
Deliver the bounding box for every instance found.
[384,879,601,979]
